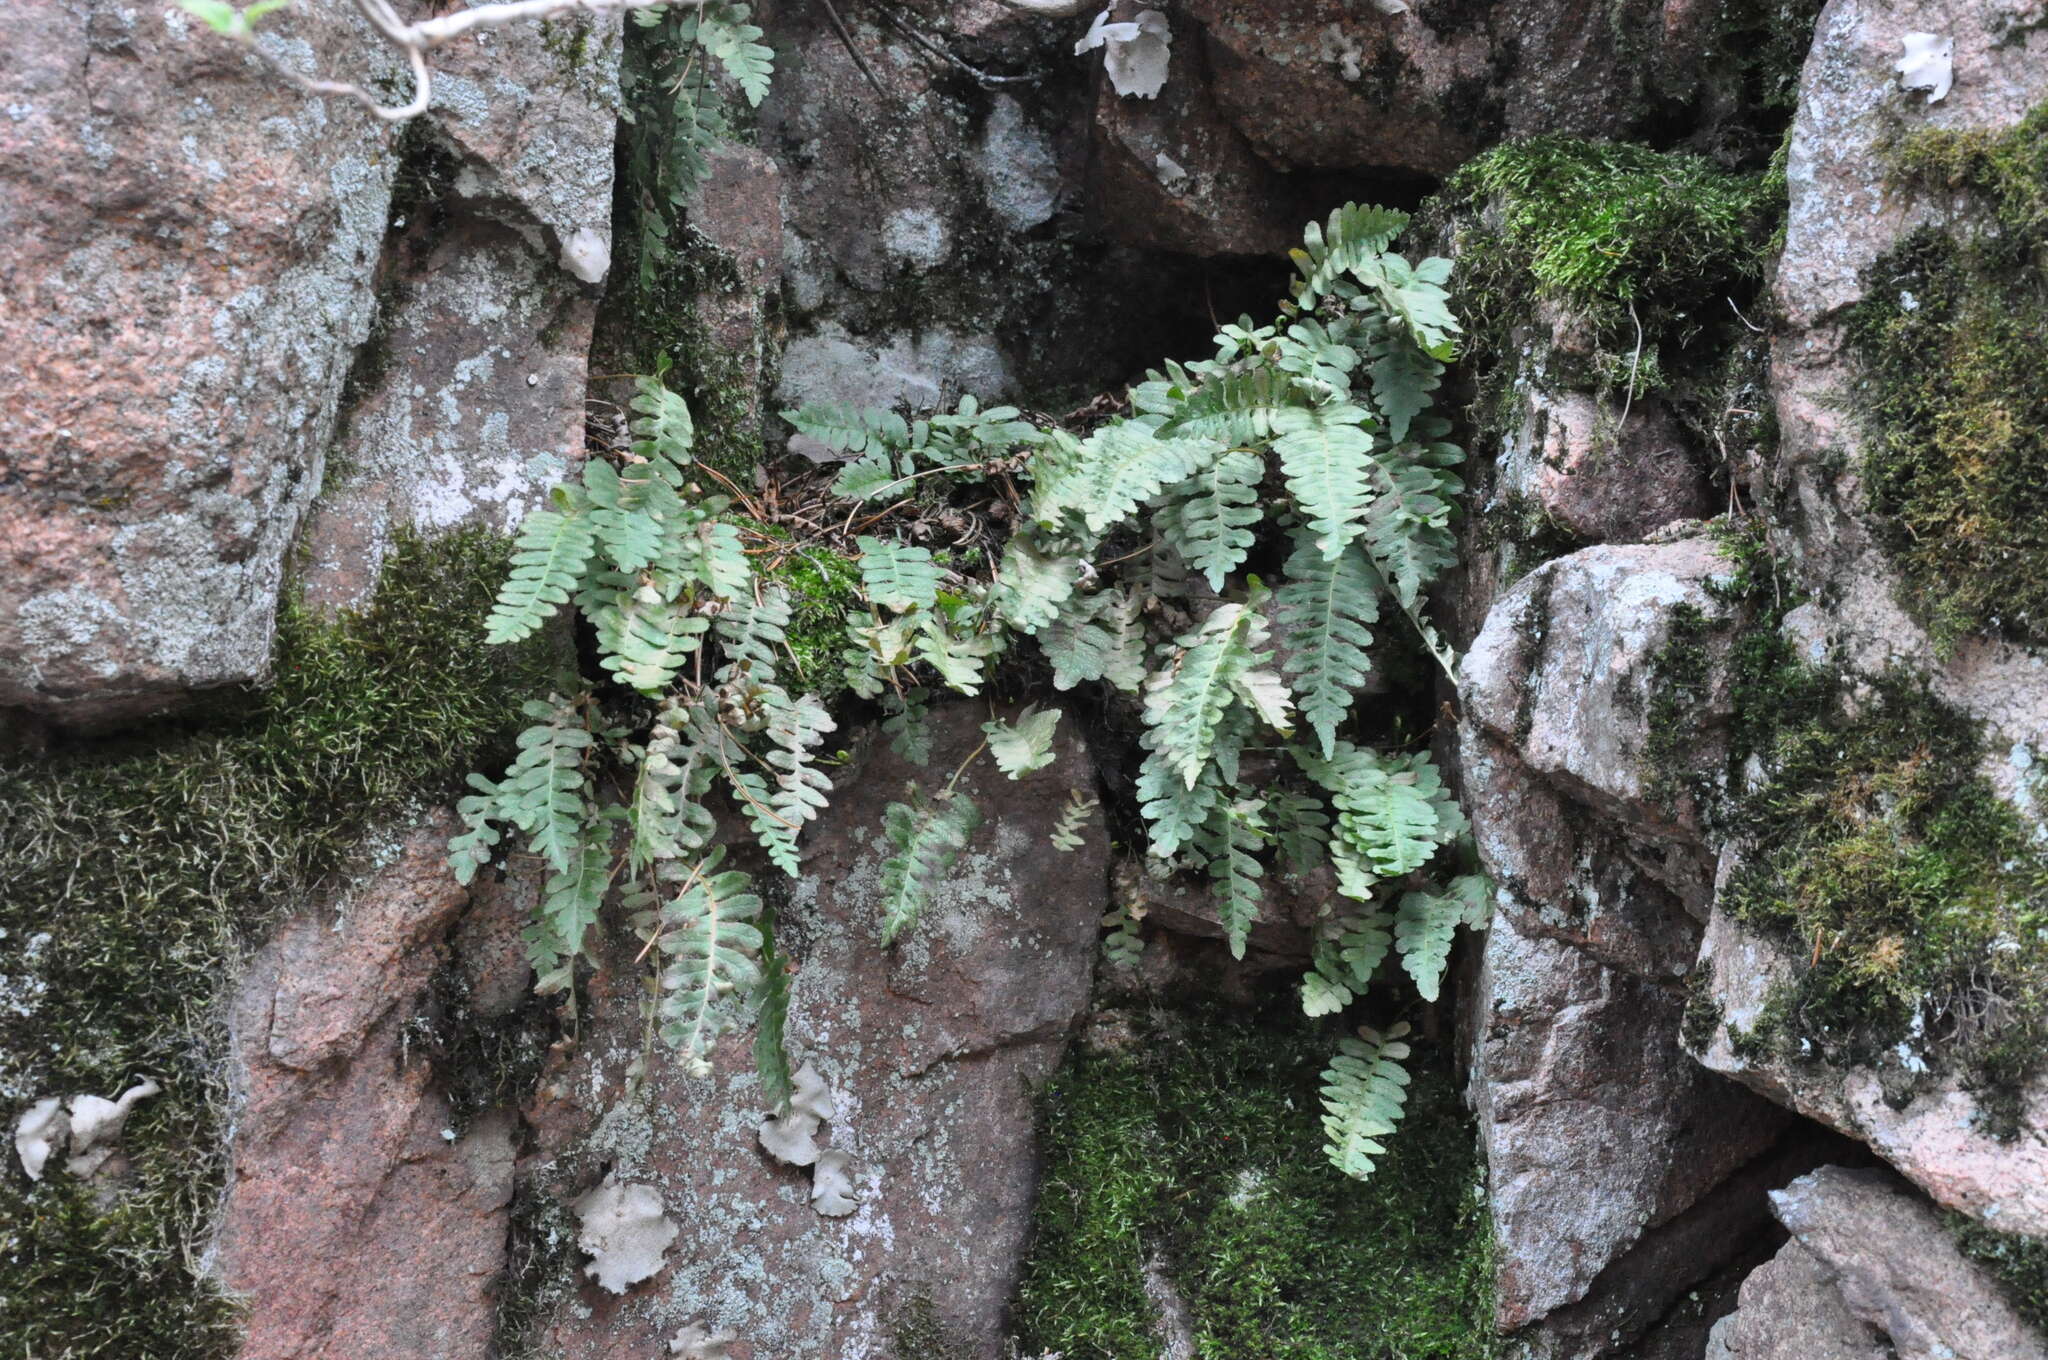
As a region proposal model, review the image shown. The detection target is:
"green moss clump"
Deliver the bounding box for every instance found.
[1846,104,2048,650]
[1948,1211,2048,1334]
[1446,138,1774,330]
[1720,675,2048,1098]
[1681,961,1727,1052]
[1012,1009,1494,1360]
[0,529,551,1360]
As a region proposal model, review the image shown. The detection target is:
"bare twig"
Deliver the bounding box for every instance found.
[198,0,710,122]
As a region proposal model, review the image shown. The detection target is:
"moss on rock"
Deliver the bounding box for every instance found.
[1847,104,2048,651]
[1012,1007,1494,1360]
[0,528,550,1359]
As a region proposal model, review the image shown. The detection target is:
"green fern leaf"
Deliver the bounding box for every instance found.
[630,371,695,482]
[1320,1022,1413,1181]
[878,794,983,946]
[1135,746,1222,859]
[993,532,1079,633]
[1370,253,1461,361]
[654,849,766,1073]
[1339,907,1395,984]
[1394,887,1463,1003]
[714,585,793,678]
[626,710,718,872]
[485,506,597,644]
[786,401,909,457]
[526,824,611,996]
[585,458,682,573]
[696,2,775,106]
[1141,600,1266,789]
[674,518,751,599]
[1365,323,1444,445]
[1266,789,1331,875]
[1158,368,1312,445]
[857,536,943,612]
[1039,588,1148,692]
[761,686,837,868]
[1274,536,1380,758]
[1057,422,1219,535]
[487,698,594,873]
[983,706,1061,778]
[1196,797,1266,960]
[912,601,1003,695]
[1158,449,1263,590]
[1271,404,1378,560]
[587,576,711,695]
[1051,789,1097,852]
[1290,203,1410,304]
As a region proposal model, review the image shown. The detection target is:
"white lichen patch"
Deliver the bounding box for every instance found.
[575,1179,680,1294]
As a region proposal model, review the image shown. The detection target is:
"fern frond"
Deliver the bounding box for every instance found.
[714,585,793,678]
[1049,421,1219,535]
[626,711,717,873]
[1290,203,1410,304]
[1274,537,1380,758]
[1365,322,1445,445]
[585,576,711,694]
[673,518,751,599]
[1157,449,1264,590]
[526,823,611,996]
[1271,404,1378,560]
[630,371,695,482]
[1039,588,1148,692]
[878,794,983,946]
[654,849,766,1074]
[488,697,594,873]
[993,532,1080,633]
[1339,907,1395,986]
[911,602,1003,695]
[1196,797,1266,959]
[760,686,837,870]
[983,706,1061,778]
[857,536,943,612]
[1141,601,1266,789]
[696,1,774,106]
[1159,368,1311,445]
[485,506,597,644]
[1320,1022,1413,1181]
[1051,789,1097,852]
[1394,887,1463,1003]
[1135,746,1221,860]
[785,400,909,457]
[1369,253,1461,361]
[1301,745,1458,880]
[1266,789,1331,875]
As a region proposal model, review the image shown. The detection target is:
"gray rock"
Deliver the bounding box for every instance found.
[1495,392,1716,546]
[1469,912,1791,1332]
[536,704,1110,1359]
[1692,900,2048,1239]
[1723,1166,2048,1360]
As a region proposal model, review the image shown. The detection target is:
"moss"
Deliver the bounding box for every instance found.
[0,529,552,1359]
[1013,1008,1495,1360]
[1845,104,2048,651]
[1947,1211,2048,1335]
[1681,961,1726,1052]
[1719,675,2048,1095]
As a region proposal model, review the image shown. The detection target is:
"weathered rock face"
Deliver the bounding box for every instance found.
[216,816,521,1360]
[0,2,396,722]
[1460,538,1802,1352]
[532,705,1109,1359]
[1693,902,2048,1239]
[1767,0,2048,742]
[1494,392,1717,548]
[0,3,622,717]
[1708,1166,2048,1360]
[297,20,622,613]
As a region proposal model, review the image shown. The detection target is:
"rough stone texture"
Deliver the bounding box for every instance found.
[296,20,622,613]
[217,815,516,1360]
[1768,0,2048,749]
[0,1,397,722]
[1693,900,2048,1239]
[1713,1166,2048,1360]
[1182,0,1726,179]
[0,1,622,714]
[1703,1238,1889,1360]
[1495,392,1718,546]
[1468,912,1792,1333]
[536,704,1110,1360]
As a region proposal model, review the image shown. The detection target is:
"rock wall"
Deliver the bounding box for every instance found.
[6,0,2048,1357]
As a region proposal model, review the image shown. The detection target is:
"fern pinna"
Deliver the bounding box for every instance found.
[458,204,1487,1180]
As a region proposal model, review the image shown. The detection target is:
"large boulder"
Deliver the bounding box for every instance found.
[216,815,526,1360]
[1692,901,2048,1238]
[1707,1166,2048,1360]
[0,2,397,722]
[0,2,622,719]
[533,704,1110,1360]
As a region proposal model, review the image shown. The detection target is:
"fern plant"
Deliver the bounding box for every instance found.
[456,204,1488,1181]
